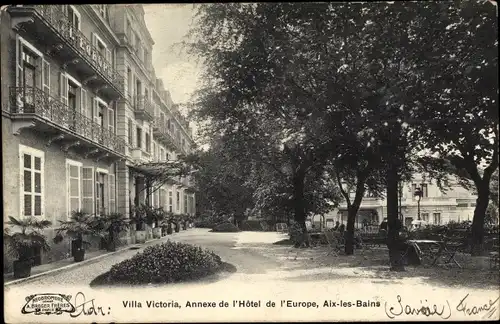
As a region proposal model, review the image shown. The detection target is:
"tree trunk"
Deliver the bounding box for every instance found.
[345,205,357,255]
[470,183,490,256]
[386,165,405,271]
[293,170,309,247]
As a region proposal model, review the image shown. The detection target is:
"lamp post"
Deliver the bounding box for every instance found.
[414,187,422,221]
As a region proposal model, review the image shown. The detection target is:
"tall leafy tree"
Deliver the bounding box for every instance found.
[410,0,498,254]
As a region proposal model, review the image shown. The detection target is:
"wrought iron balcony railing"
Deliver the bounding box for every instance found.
[10,86,126,155]
[152,118,178,149]
[133,95,155,120]
[18,5,124,93]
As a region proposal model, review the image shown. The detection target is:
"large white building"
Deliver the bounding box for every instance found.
[320,173,477,228]
[1,5,195,269]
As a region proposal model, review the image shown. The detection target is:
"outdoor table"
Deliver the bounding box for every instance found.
[407,239,462,268]
[309,232,326,246]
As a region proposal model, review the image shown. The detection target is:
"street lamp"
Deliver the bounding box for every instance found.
[414,187,422,221]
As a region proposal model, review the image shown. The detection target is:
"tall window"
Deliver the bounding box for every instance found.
[168,191,173,212]
[433,213,441,225]
[20,145,44,217]
[421,184,428,198]
[176,192,180,212]
[136,127,142,148]
[421,213,429,222]
[145,133,151,153]
[67,6,81,33]
[95,172,107,216]
[128,118,133,145]
[184,193,188,214]
[66,159,82,217]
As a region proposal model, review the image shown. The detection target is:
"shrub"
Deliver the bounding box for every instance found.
[194,219,216,228]
[211,222,239,232]
[99,241,224,285]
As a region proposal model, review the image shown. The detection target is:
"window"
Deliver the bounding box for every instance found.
[95,171,108,216]
[176,192,180,211]
[433,213,441,225]
[92,33,112,65]
[109,165,116,213]
[81,167,94,214]
[67,5,81,34]
[421,213,429,222]
[108,106,115,134]
[136,127,142,148]
[66,159,82,217]
[145,133,151,153]
[166,153,170,161]
[128,118,133,145]
[127,67,133,99]
[457,203,468,208]
[20,145,44,217]
[168,191,173,212]
[184,193,188,214]
[159,188,166,209]
[421,184,428,198]
[160,148,165,161]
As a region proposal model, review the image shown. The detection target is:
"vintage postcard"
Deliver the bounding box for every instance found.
[2,2,499,323]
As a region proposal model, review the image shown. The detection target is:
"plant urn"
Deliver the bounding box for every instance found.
[73,249,85,262]
[13,260,32,279]
[135,230,147,244]
[175,225,180,233]
[107,239,117,252]
[152,227,162,239]
[167,224,173,235]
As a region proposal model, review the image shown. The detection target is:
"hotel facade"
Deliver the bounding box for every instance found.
[1,5,196,269]
[319,173,478,229]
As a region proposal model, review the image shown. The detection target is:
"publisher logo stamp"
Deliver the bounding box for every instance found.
[22,293,76,315]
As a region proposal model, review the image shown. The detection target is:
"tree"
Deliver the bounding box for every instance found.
[184,3,340,232]
[189,135,254,226]
[410,0,498,254]
[131,158,195,207]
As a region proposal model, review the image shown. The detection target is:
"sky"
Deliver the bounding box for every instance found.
[143,4,201,112]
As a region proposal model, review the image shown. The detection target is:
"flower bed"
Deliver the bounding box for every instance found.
[90,241,233,286]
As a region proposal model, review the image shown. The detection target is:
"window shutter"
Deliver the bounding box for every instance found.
[106,48,112,65]
[42,59,50,95]
[108,174,116,213]
[108,107,115,134]
[81,167,94,214]
[95,172,101,215]
[103,174,109,215]
[16,38,24,87]
[81,88,87,117]
[59,72,68,105]
[67,163,81,218]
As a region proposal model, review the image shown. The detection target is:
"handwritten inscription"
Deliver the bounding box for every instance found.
[456,294,499,319]
[70,292,111,318]
[384,295,452,319]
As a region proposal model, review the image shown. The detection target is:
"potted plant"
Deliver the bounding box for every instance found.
[53,211,94,262]
[101,212,130,251]
[152,207,165,239]
[164,211,174,235]
[4,216,52,278]
[132,204,148,244]
[174,214,181,233]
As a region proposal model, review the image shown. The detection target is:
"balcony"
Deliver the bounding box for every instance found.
[152,119,178,151]
[9,87,126,159]
[130,147,152,164]
[8,5,125,100]
[133,96,155,121]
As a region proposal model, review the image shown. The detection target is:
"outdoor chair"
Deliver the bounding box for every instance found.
[489,242,499,270]
[323,230,345,257]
